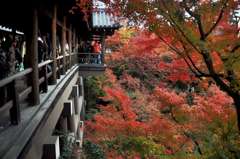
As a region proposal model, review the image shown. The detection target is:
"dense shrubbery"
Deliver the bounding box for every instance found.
[83,140,106,159]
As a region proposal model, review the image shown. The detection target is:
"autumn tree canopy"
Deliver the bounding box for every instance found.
[103,0,240,129]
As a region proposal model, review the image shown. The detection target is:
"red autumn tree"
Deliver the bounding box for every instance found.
[105,0,240,129]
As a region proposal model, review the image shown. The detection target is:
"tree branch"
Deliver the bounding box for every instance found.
[160,1,203,54]
[231,44,240,53]
[204,0,228,38]
[182,0,205,40]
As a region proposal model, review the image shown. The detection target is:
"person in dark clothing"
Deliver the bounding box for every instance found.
[0,48,7,79]
[2,35,16,75]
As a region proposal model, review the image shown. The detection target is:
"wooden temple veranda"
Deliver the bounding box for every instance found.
[0,0,119,158]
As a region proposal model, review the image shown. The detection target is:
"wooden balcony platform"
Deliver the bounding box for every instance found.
[78,64,107,76]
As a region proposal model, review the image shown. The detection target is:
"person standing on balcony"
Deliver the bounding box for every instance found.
[92,40,101,64]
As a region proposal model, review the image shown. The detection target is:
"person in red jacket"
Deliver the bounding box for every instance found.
[92,41,102,64]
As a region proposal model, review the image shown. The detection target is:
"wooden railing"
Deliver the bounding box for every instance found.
[0,52,78,126]
[78,53,103,64]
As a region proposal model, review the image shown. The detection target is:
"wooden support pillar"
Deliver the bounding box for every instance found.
[72,29,76,53]
[51,4,57,84]
[101,35,106,64]
[76,36,79,52]
[72,29,76,65]
[43,65,48,92]
[10,80,20,124]
[68,25,72,67]
[42,136,60,159]
[59,116,68,134]
[81,101,86,120]
[61,16,66,74]
[26,8,40,105]
[76,121,84,148]
[72,85,80,115]
[79,76,84,97]
[63,101,76,133]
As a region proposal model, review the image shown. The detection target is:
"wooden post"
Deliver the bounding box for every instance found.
[32,8,40,104]
[72,29,76,53]
[81,100,86,120]
[43,65,48,92]
[72,85,80,115]
[72,29,76,65]
[59,116,68,134]
[68,25,72,67]
[101,34,106,65]
[75,36,79,65]
[26,8,40,105]
[9,80,20,125]
[42,136,60,159]
[79,76,84,97]
[51,4,57,84]
[76,121,84,148]
[63,101,76,133]
[61,16,66,74]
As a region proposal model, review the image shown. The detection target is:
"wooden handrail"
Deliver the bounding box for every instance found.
[38,60,53,69]
[57,55,64,60]
[0,68,32,88]
[0,53,77,125]
[19,87,32,101]
[78,52,102,55]
[0,100,13,114]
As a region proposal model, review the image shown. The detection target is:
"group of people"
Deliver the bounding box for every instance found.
[79,40,102,64]
[0,29,103,80]
[38,32,52,63]
[0,33,25,79]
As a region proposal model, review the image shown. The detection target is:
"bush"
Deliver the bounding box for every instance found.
[83,140,106,159]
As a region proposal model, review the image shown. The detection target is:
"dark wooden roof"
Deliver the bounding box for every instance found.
[0,0,91,39]
[91,0,120,36]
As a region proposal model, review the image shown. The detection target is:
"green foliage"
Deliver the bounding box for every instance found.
[197,119,240,159]
[84,76,106,119]
[112,64,128,79]
[59,134,74,159]
[85,108,100,120]
[83,140,106,159]
[54,130,75,159]
[105,136,166,158]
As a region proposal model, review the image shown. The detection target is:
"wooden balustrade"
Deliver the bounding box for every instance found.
[78,52,104,64]
[0,52,78,126]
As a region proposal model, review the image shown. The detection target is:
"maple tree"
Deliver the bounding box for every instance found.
[83,28,240,158]
[85,69,239,158]
[103,0,240,130]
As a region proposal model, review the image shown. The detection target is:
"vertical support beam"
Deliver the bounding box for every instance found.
[59,116,68,133]
[68,25,72,67]
[32,8,40,104]
[76,36,79,65]
[79,76,84,97]
[10,80,20,124]
[76,121,84,148]
[27,8,40,105]
[51,4,57,84]
[72,85,80,115]
[63,101,76,133]
[42,136,60,159]
[43,65,48,92]
[61,16,67,74]
[101,34,106,64]
[72,29,76,53]
[72,29,76,65]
